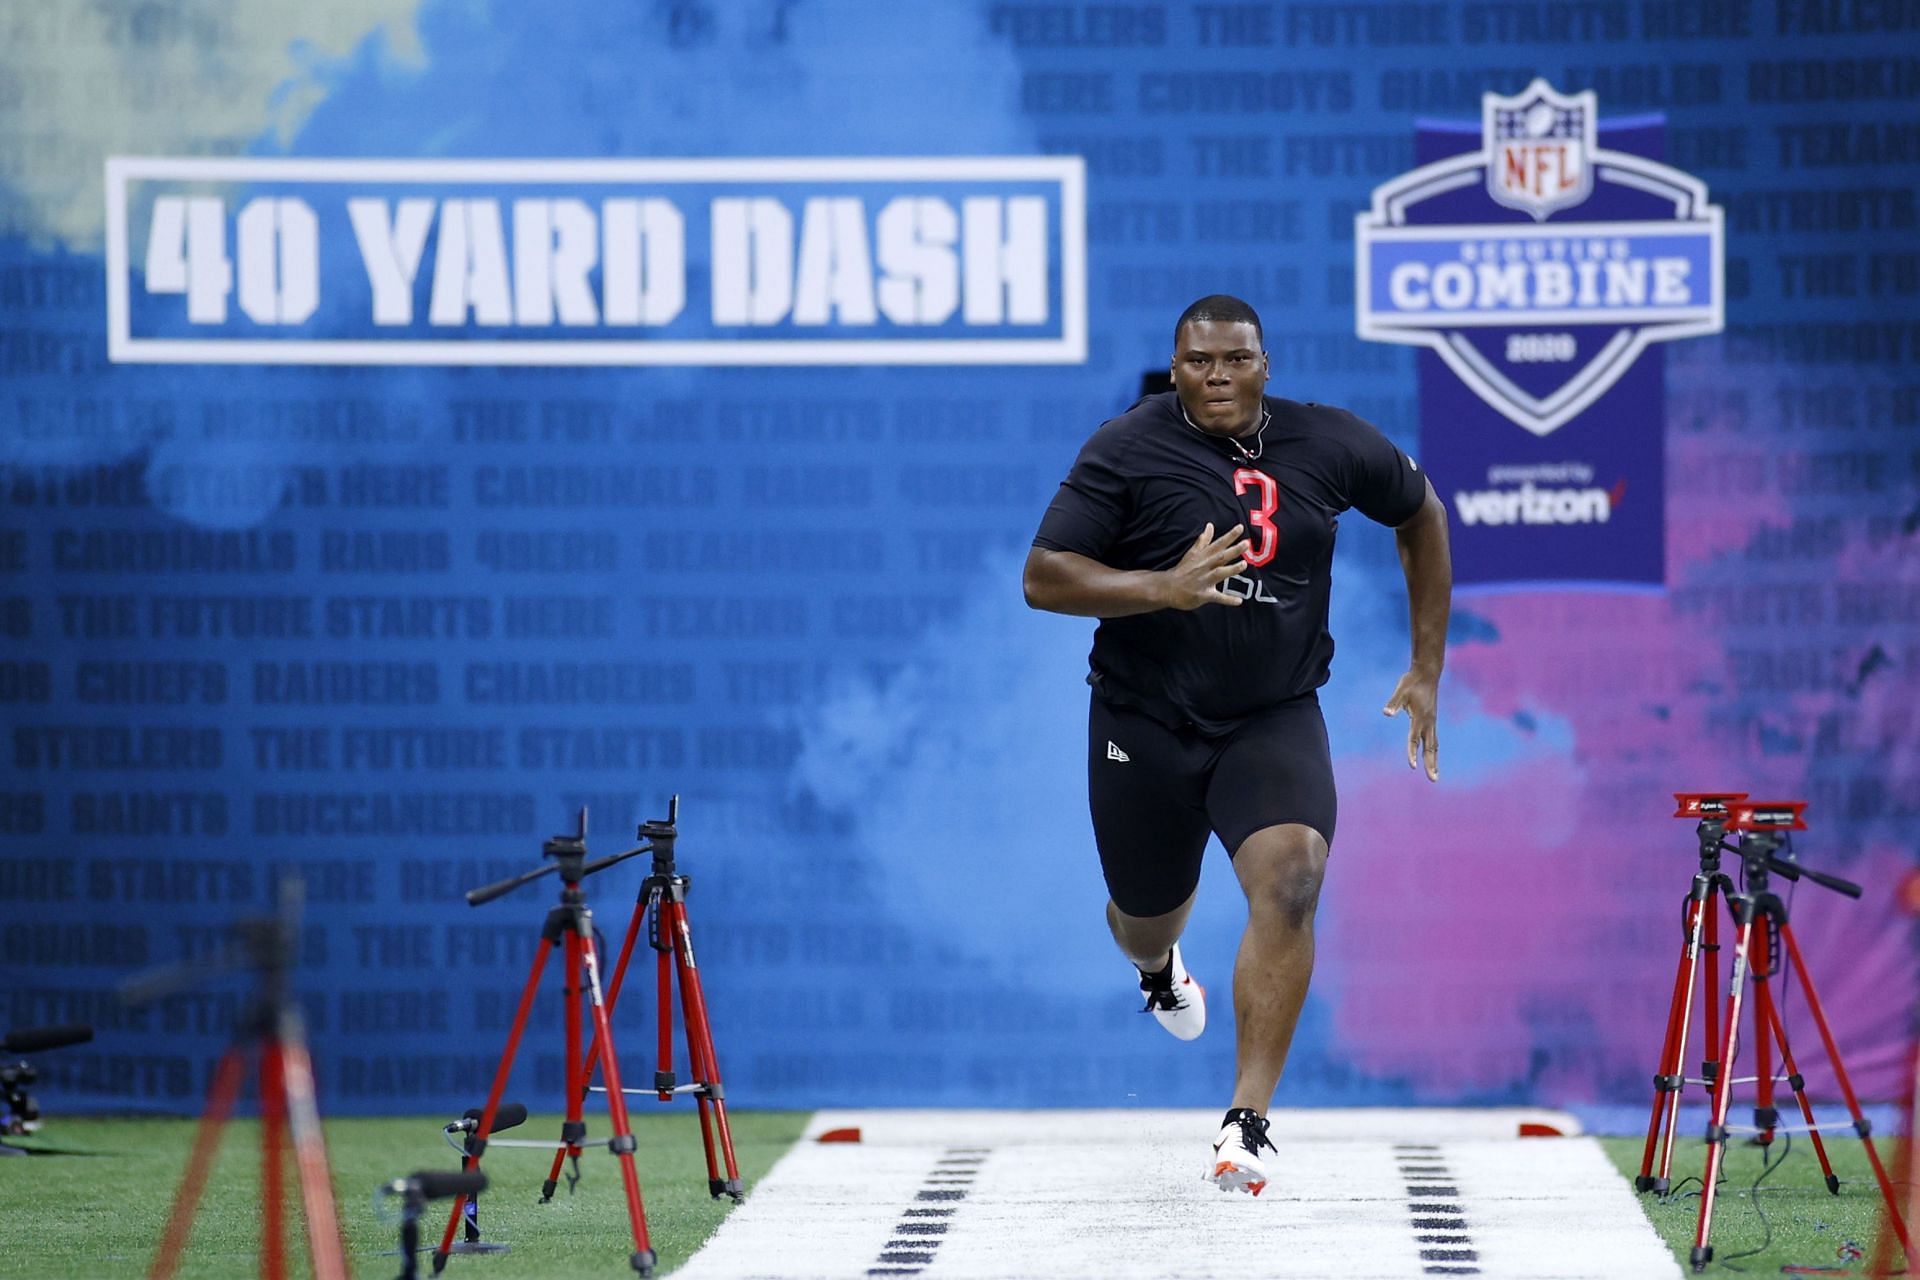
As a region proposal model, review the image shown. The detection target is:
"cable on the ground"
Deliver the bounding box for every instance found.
[1713,1131,1793,1269]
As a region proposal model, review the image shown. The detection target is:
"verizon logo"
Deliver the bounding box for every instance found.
[1454,480,1624,527]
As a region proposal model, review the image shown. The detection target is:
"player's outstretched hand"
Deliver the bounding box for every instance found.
[1383,670,1441,782]
[1162,523,1250,610]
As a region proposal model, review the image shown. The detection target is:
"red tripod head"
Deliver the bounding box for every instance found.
[1673,792,1748,820]
[1723,800,1808,833]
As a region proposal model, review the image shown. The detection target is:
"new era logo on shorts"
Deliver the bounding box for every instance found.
[1107,741,1129,763]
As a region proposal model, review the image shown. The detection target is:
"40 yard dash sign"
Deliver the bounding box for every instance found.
[104,156,1086,366]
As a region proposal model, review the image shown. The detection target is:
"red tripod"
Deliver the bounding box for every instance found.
[1687,801,1911,1273]
[432,812,656,1277]
[126,885,348,1280]
[541,797,743,1203]
[1637,793,1745,1195]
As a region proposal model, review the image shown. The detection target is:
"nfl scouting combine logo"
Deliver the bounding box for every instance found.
[1354,80,1724,588]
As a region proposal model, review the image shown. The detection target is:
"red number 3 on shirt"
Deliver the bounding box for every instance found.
[1233,468,1278,567]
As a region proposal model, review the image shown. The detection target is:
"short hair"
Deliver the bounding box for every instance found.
[1174,295,1263,347]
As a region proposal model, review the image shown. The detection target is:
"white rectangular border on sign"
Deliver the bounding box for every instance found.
[1355,215,1723,334]
[104,156,1088,366]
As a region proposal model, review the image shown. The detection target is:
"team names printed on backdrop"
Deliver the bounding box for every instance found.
[104,157,1086,365]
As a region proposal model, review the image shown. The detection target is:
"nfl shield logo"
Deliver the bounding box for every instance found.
[1484,79,1596,220]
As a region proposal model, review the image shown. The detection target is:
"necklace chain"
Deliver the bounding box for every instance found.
[1180,403,1270,463]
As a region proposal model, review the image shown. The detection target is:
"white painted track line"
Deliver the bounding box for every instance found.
[674,1110,1681,1280]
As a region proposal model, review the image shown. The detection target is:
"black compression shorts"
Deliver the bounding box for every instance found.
[1086,691,1336,918]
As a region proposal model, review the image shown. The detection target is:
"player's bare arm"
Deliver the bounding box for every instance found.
[1023,523,1251,617]
[1382,478,1451,782]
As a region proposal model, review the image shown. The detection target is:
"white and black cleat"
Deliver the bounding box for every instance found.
[1137,943,1206,1041]
[1207,1108,1275,1196]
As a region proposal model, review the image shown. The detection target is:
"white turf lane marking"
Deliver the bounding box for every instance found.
[674,1110,1681,1280]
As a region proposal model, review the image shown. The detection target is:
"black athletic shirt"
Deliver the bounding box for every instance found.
[1033,392,1426,736]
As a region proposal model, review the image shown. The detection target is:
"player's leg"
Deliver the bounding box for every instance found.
[1224,822,1328,1113]
[1105,890,1195,973]
[1201,695,1337,1192]
[1087,694,1211,1038]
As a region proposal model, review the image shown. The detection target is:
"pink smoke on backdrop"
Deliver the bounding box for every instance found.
[1321,418,1919,1103]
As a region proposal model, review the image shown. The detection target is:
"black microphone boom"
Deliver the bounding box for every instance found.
[413,1169,489,1201]
[3,1025,94,1054]
[450,1102,527,1133]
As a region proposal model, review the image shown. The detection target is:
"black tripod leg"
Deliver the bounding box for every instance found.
[398,1212,421,1280]
[1751,917,1778,1146]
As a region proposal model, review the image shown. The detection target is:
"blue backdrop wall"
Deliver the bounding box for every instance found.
[1,1,1915,1115]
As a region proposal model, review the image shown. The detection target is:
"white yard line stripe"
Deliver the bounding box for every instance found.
[675,1111,1680,1280]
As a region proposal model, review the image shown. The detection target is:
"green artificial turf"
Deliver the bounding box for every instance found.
[1,1110,811,1279]
[1598,1132,1910,1276]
